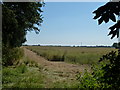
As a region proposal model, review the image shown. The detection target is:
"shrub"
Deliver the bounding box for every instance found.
[76,69,101,89]
[77,50,120,89]
[2,45,24,66]
[98,50,120,89]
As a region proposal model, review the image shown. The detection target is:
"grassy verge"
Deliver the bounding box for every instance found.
[2,56,45,88]
[2,54,81,88]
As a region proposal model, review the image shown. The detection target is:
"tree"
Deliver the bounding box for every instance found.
[93,1,120,89]
[76,1,120,89]
[2,2,44,66]
[2,2,44,48]
[112,42,118,48]
[93,1,120,39]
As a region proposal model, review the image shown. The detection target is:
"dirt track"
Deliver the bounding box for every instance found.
[23,47,91,87]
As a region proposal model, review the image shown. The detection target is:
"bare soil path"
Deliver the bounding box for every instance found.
[23,47,91,87]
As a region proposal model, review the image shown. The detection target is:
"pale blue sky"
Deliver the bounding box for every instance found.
[25,2,118,46]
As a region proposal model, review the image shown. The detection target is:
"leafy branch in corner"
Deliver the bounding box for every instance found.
[93,1,120,39]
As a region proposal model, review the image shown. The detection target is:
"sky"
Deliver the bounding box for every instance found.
[24,2,118,46]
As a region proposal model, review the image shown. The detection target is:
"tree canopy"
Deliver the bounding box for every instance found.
[93,1,120,39]
[2,2,44,66]
[2,2,44,48]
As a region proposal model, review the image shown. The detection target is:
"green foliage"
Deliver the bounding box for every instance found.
[98,51,120,89]
[77,50,120,89]
[2,46,24,66]
[2,57,44,88]
[77,70,100,88]
[76,65,110,89]
[93,1,120,89]
[2,2,44,48]
[93,1,120,39]
[112,42,119,48]
[2,2,44,66]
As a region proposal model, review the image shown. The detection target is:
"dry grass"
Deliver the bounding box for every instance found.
[26,46,116,64]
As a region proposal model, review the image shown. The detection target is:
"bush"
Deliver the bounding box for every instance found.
[77,50,120,89]
[76,69,101,89]
[2,46,24,66]
[98,50,120,89]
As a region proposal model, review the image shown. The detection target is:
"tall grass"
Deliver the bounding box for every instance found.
[26,46,115,64]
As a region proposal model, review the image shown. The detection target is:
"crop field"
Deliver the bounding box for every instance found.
[26,46,116,64]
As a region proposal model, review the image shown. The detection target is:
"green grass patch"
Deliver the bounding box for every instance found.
[52,80,80,88]
[2,57,45,88]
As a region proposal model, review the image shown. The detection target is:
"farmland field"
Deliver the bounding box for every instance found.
[26,46,116,64]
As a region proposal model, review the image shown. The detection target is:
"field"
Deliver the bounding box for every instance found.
[2,48,88,88]
[26,46,115,64]
[3,46,117,88]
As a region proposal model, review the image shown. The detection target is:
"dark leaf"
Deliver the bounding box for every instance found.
[93,14,101,19]
[93,10,97,14]
[109,14,116,22]
[114,8,119,15]
[111,30,117,39]
[98,17,104,25]
[117,28,119,38]
[108,30,114,35]
[103,13,109,23]
[109,25,116,31]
